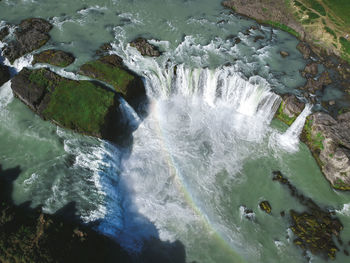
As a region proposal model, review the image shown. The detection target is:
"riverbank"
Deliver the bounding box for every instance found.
[223,0,350,191]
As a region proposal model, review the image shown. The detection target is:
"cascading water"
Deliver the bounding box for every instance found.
[3,1,350,262]
[270,104,313,153]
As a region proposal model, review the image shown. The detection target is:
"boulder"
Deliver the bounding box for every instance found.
[275,94,305,125]
[259,201,271,214]
[130,37,161,57]
[302,71,332,94]
[3,18,52,63]
[0,65,10,86]
[11,68,122,141]
[32,49,75,67]
[302,62,318,77]
[280,51,289,58]
[79,55,145,102]
[296,42,311,59]
[302,112,350,190]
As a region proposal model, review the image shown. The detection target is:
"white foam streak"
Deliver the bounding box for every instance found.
[271,104,312,153]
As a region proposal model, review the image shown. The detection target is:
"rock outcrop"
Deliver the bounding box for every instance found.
[275,94,305,125]
[0,65,10,86]
[302,112,350,190]
[259,201,272,214]
[0,26,9,41]
[130,37,161,57]
[273,171,344,259]
[79,55,145,102]
[11,68,122,141]
[32,49,75,67]
[2,18,53,63]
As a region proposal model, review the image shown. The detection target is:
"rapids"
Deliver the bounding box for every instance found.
[1,0,350,262]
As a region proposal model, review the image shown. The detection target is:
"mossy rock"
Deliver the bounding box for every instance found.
[259,201,272,214]
[11,68,122,141]
[79,55,145,102]
[33,49,75,67]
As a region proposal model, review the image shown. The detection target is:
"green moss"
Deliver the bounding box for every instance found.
[42,79,115,136]
[263,20,300,38]
[323,0,350,26]
[275,101,297,126]
[333,178,350,190]
[304,119,324,151]
[80,60,135,96]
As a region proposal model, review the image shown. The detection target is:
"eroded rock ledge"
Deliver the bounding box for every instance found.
[11,68,122,141]
[2,18,53,63]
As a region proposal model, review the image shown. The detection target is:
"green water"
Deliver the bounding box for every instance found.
[1,0,350,262]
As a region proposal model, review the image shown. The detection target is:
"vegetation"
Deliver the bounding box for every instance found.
[275,101,297,126]
[263,20,300,38]
[32,49,75,67]
[79,59,136,97]
[333,178,350,190]
[42,79,116,137]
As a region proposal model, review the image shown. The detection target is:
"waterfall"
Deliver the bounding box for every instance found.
[273,104,313,152]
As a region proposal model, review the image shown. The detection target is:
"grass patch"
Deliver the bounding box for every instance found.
[80,60,135,96]
[323,0,350,26]
[275,102,297,126]
[303,118,324,151]
[340,37,350,54]
[307,10,320,19]
[304,0,326,15]
[325,26,336,39]
[42,78,115,136]
[264,20,300,38]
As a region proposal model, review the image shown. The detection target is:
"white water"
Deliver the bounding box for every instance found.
[272,104,313,153]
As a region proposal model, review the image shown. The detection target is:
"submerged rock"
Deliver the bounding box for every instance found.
[302,112,350,190]
[0,65,10,86]
[32,49,75,67]
[273,171,344,259]
[2,18,52,63]
[79,54,145,102]
[280,51,289,58]
[11,68,122,141]
[275,94,305,125]
[259,201,272,214]
[130,37,161,57]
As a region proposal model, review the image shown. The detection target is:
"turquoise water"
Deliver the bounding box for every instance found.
[1,0,350,262]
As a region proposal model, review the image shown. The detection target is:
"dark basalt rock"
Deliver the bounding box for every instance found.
[0,65,10,86]
[2,18,53,63]
[79,54,145,103]
[302,62,318,77]
[96,43,113,55]
[254,35,264,42]
[259,201,272,214]
[297,42,311,59]
[130,37,161,57]
[11,68,122,141]
[272,171,344,259]
[0,26,9,41]
[32,49,75,67]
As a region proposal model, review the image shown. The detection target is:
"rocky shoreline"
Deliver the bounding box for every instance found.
[222,1,350,191]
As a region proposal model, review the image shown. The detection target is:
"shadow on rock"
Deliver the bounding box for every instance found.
[0,163,193,263]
